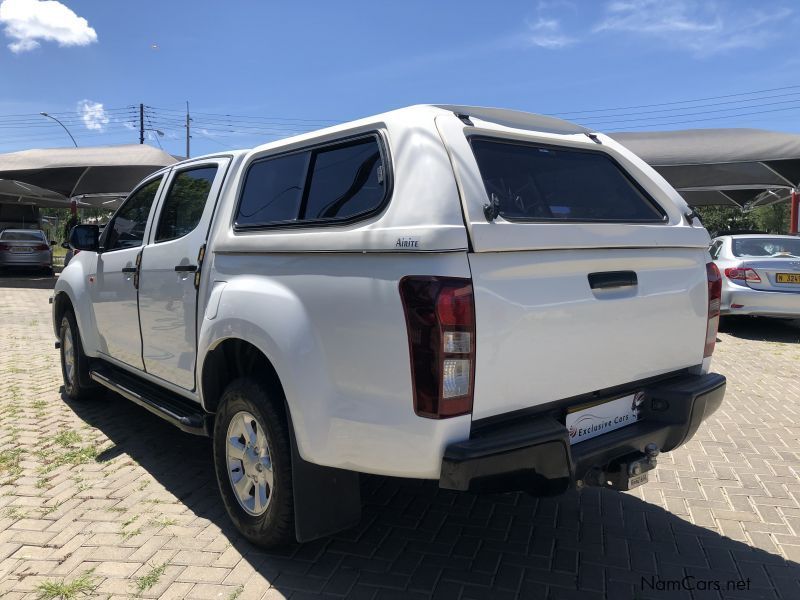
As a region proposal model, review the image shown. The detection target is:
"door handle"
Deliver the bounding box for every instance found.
[174,265,197,272]
[122,267,137,273]
[588,270,638,290]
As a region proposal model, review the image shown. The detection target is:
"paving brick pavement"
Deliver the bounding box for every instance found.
[1,274,799,599]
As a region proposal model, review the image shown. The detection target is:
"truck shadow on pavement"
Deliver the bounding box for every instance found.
[65,390,800,600]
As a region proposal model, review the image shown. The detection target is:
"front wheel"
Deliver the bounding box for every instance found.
[59,311,97,401]
[212,377,295,547]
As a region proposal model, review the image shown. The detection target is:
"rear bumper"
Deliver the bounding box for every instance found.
[721,286,800,318]
[440,372,726,493]
[0,251,52,267]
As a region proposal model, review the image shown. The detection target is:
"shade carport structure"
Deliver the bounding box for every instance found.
[610,128,800,232]
[0,144,177,210]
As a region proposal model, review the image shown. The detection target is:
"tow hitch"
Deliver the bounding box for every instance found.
[581,443,660,491]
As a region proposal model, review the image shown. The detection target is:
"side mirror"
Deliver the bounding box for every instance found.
[68,224,100,252]
[61,241,71,250]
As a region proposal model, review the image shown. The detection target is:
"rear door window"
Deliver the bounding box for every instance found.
[470,138,665,222]
[155,166,219,242]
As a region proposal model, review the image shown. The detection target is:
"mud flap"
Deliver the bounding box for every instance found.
[287,413,361,543]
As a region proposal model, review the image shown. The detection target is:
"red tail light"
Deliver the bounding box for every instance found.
[724,267,761,282]
[34,244,49,251]
[0,243,9,251]
[705,262,722,358]
[399,276,475,419]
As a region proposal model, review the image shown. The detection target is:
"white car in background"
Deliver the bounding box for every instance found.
[710,234,800,318]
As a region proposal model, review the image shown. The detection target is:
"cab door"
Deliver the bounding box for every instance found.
[137,158,229,390]
[92,174,166,370]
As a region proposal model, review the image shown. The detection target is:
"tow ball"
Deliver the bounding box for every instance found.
[580,443,660,491]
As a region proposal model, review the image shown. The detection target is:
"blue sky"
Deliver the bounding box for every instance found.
[0,0,799,157]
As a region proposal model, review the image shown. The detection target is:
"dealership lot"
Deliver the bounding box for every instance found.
[0,276,799,599]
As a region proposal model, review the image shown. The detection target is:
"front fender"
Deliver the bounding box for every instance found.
[53,253,100,355]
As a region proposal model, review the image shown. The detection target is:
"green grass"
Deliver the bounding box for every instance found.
[36,570,95,599]
[228,585,244,600]
[39,445,98,474]
[32,399,48,410]
[4,506,26,520]
[149,516,177,528]
[134,562,168,595]
[54,430,82,447]
[40,501,63,517]
[120,514,141,540]
[0,448,22,476]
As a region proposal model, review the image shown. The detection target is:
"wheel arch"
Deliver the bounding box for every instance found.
[200,337,285,415]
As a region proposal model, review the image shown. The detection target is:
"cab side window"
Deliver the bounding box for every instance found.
[104,177,163,251]
[234,134,388,229]
[155,166,218,242]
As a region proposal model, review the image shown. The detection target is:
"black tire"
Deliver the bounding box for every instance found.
[59,310,97,401]
[213,377,295,547]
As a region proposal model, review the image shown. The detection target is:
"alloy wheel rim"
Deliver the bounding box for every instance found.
[62,322,75,387]
[225,410,273,516]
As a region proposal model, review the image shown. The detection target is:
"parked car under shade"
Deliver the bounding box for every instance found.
[0,228,54,274]
[710,234,800,318]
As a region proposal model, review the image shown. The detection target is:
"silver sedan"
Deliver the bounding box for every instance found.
[0,228,54,274]
[710,234,800,318]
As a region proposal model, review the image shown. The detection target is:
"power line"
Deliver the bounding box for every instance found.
[604,104,800,131]
[147,105,340,124]
[551,84,800,117]
[579,98,800,127]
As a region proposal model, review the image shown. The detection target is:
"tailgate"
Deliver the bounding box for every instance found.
[434,110,712,421]
[468,248,709,420]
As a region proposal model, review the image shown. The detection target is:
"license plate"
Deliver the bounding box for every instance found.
[776,273,800,284]
[10,247,31,253]
[566,392,644,445]
[628,472,649,489]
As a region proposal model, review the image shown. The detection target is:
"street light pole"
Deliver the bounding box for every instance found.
[40,112,78,147]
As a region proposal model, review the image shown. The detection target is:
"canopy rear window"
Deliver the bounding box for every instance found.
[470,138,665,223]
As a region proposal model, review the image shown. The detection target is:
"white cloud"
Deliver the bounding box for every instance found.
[594,0,792,55]
[525,1,576,49]
[78,99,108,131]
[0,0,96,54]
[527,17,576,49]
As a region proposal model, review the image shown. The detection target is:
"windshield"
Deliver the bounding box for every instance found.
[0,230,45,241]
[732,238,800,258]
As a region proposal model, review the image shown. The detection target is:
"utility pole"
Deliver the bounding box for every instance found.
[185,101,191,158]
[139,103,144,144]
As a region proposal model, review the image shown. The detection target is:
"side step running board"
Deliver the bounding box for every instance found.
[90,366,210,437]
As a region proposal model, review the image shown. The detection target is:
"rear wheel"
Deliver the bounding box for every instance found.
[212,377,294,547]
[59,311,97,401]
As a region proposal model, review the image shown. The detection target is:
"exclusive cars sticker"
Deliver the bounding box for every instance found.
[566,392,643,445]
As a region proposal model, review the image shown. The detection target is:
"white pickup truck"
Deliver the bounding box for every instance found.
[53,105,726,547]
